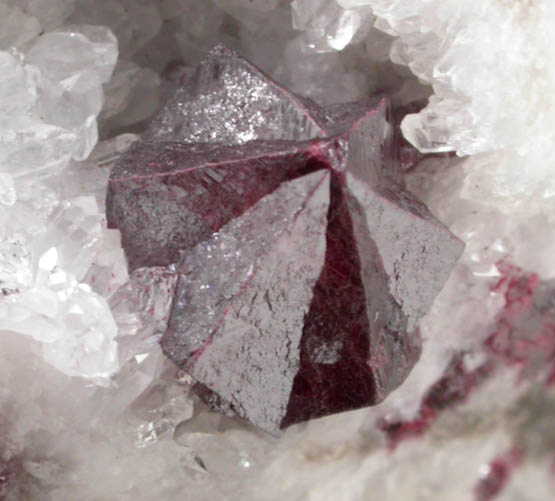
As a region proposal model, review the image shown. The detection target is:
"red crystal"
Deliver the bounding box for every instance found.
[486,262,555,382]
[380,354,494,449]
[107,46,463,434]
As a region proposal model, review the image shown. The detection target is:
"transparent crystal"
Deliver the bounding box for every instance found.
[110,266,178,366]
[19,0,75,31]
[69,0,162,57]
[291,0,373,52]
[0,234,33,295]
[0,3,41,49]
[26,26,117,84]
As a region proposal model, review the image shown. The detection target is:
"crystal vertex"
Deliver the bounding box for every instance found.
[106,45,464,434]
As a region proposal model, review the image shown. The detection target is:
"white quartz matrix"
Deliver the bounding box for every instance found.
[0,1,554,500]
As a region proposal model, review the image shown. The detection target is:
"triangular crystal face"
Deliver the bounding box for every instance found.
[107,139,332,270]
[346,172,464,335]
[107,46,464,434]
[143,45,328,144]
[282,173,378,428]
[161,171,330,433]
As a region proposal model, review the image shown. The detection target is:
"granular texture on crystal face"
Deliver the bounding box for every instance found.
[107,139,331,270]
[107,45,464,434]
[142,44,328,144]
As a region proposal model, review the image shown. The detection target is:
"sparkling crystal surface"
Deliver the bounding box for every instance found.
[141,45,328,144]
[107,46,463,434]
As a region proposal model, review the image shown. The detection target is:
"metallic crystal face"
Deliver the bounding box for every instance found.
[142,45,328,144]
[106,45,464,434]
[107,139,332,270]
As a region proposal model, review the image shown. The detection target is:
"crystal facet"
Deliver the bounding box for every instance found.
[107,46,463,434]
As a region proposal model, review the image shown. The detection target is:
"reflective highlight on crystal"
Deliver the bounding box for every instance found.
[107,46,464,434]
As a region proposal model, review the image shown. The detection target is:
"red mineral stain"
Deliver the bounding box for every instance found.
[485,262,555,382]
[474,447,523,501]
[380,355,494,450]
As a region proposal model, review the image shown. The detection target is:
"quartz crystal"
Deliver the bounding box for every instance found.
[69,0,162,58]
[0,22,121,382]
[107,46,463,433]
[291,0,373,52]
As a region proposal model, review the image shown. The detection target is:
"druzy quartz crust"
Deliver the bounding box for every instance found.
[107,46,463,434]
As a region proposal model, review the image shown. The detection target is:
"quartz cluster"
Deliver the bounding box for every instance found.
[294,0,555,157]
[0,20,125,378]
[107,46,463,433]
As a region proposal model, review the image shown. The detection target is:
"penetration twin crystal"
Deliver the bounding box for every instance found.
[107,46,463,434]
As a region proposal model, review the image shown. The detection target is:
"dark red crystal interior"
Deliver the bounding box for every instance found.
[107,46,464,434]
[282,172,377,428]
[108,141,329,270]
